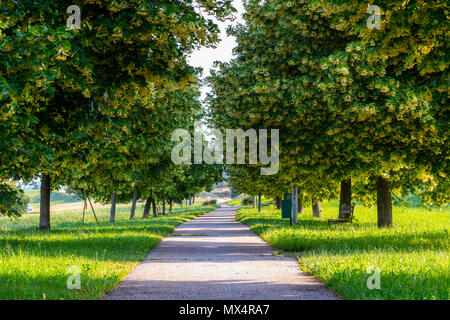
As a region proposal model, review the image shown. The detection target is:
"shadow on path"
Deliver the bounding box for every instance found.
[106,205,339,300]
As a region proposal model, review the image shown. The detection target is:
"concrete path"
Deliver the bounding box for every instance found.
[106,205,338,300]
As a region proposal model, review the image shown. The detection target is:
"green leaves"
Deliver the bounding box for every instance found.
[0,0,235,216]
[0,181,28,217]
[208,0,448,206]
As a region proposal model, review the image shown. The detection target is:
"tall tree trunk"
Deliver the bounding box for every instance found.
[258,192,262,212]
[192,196,195,204]
[339,178,352,219]
[292,184,298,223]
[152,198,157,217]
[275,196,281,209]
[110,192,117,223]
[298,190,304,214]
[162,198,166,215]
[143,197,151,219]
[130,188,138,220]
[377,175,393,228]
[253,196,256,209]
[39,173,51,230]
[312,198,322,218]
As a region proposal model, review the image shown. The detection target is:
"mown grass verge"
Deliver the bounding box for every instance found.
[236,201,449,300]
[227,196,273,206]
[0,204,219,300]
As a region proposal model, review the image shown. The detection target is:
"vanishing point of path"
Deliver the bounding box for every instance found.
[106,205,338,300]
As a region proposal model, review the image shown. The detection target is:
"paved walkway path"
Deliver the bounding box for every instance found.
[106,205,338,300]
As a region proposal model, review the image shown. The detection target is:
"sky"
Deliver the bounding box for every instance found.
[187,0,246,100]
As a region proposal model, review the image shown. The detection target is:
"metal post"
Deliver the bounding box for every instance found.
[258,192,262,212]
[292,184,298,224]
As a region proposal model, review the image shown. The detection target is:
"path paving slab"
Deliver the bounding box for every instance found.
[106,205,338,300]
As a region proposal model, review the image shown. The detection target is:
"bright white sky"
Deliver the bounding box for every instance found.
[187,0,246,100]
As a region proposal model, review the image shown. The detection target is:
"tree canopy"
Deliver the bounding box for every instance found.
[208,0,448,227]
[1,0,234,225]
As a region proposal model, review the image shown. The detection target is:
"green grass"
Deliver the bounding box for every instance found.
[227,196,272,206]
[236,200,449,300]
[25,189,80,205]
[0,203,219,300]
[227,198,242,206]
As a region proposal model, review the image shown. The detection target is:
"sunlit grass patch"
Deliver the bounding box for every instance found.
[227,196,273,206]
[299,249,448,300]
[236,201,449,300]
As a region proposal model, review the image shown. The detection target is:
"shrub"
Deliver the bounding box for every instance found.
[203,199,217,205]
[242,196,254,205]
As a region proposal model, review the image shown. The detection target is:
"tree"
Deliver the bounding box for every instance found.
[307,0,449,225]
[208,0,448,228]
[1,0,235,229]
[207,1,339,213]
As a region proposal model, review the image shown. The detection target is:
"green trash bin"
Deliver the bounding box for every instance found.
[281,193,292,225]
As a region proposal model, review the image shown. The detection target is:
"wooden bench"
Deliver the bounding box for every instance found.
[328,205,354,225]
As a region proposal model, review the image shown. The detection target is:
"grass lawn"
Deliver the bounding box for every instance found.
[24,189,81,205]
[0,203,218,300]
[236,201,449,300]
[227,196,273,206]
[227,198,242,206]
